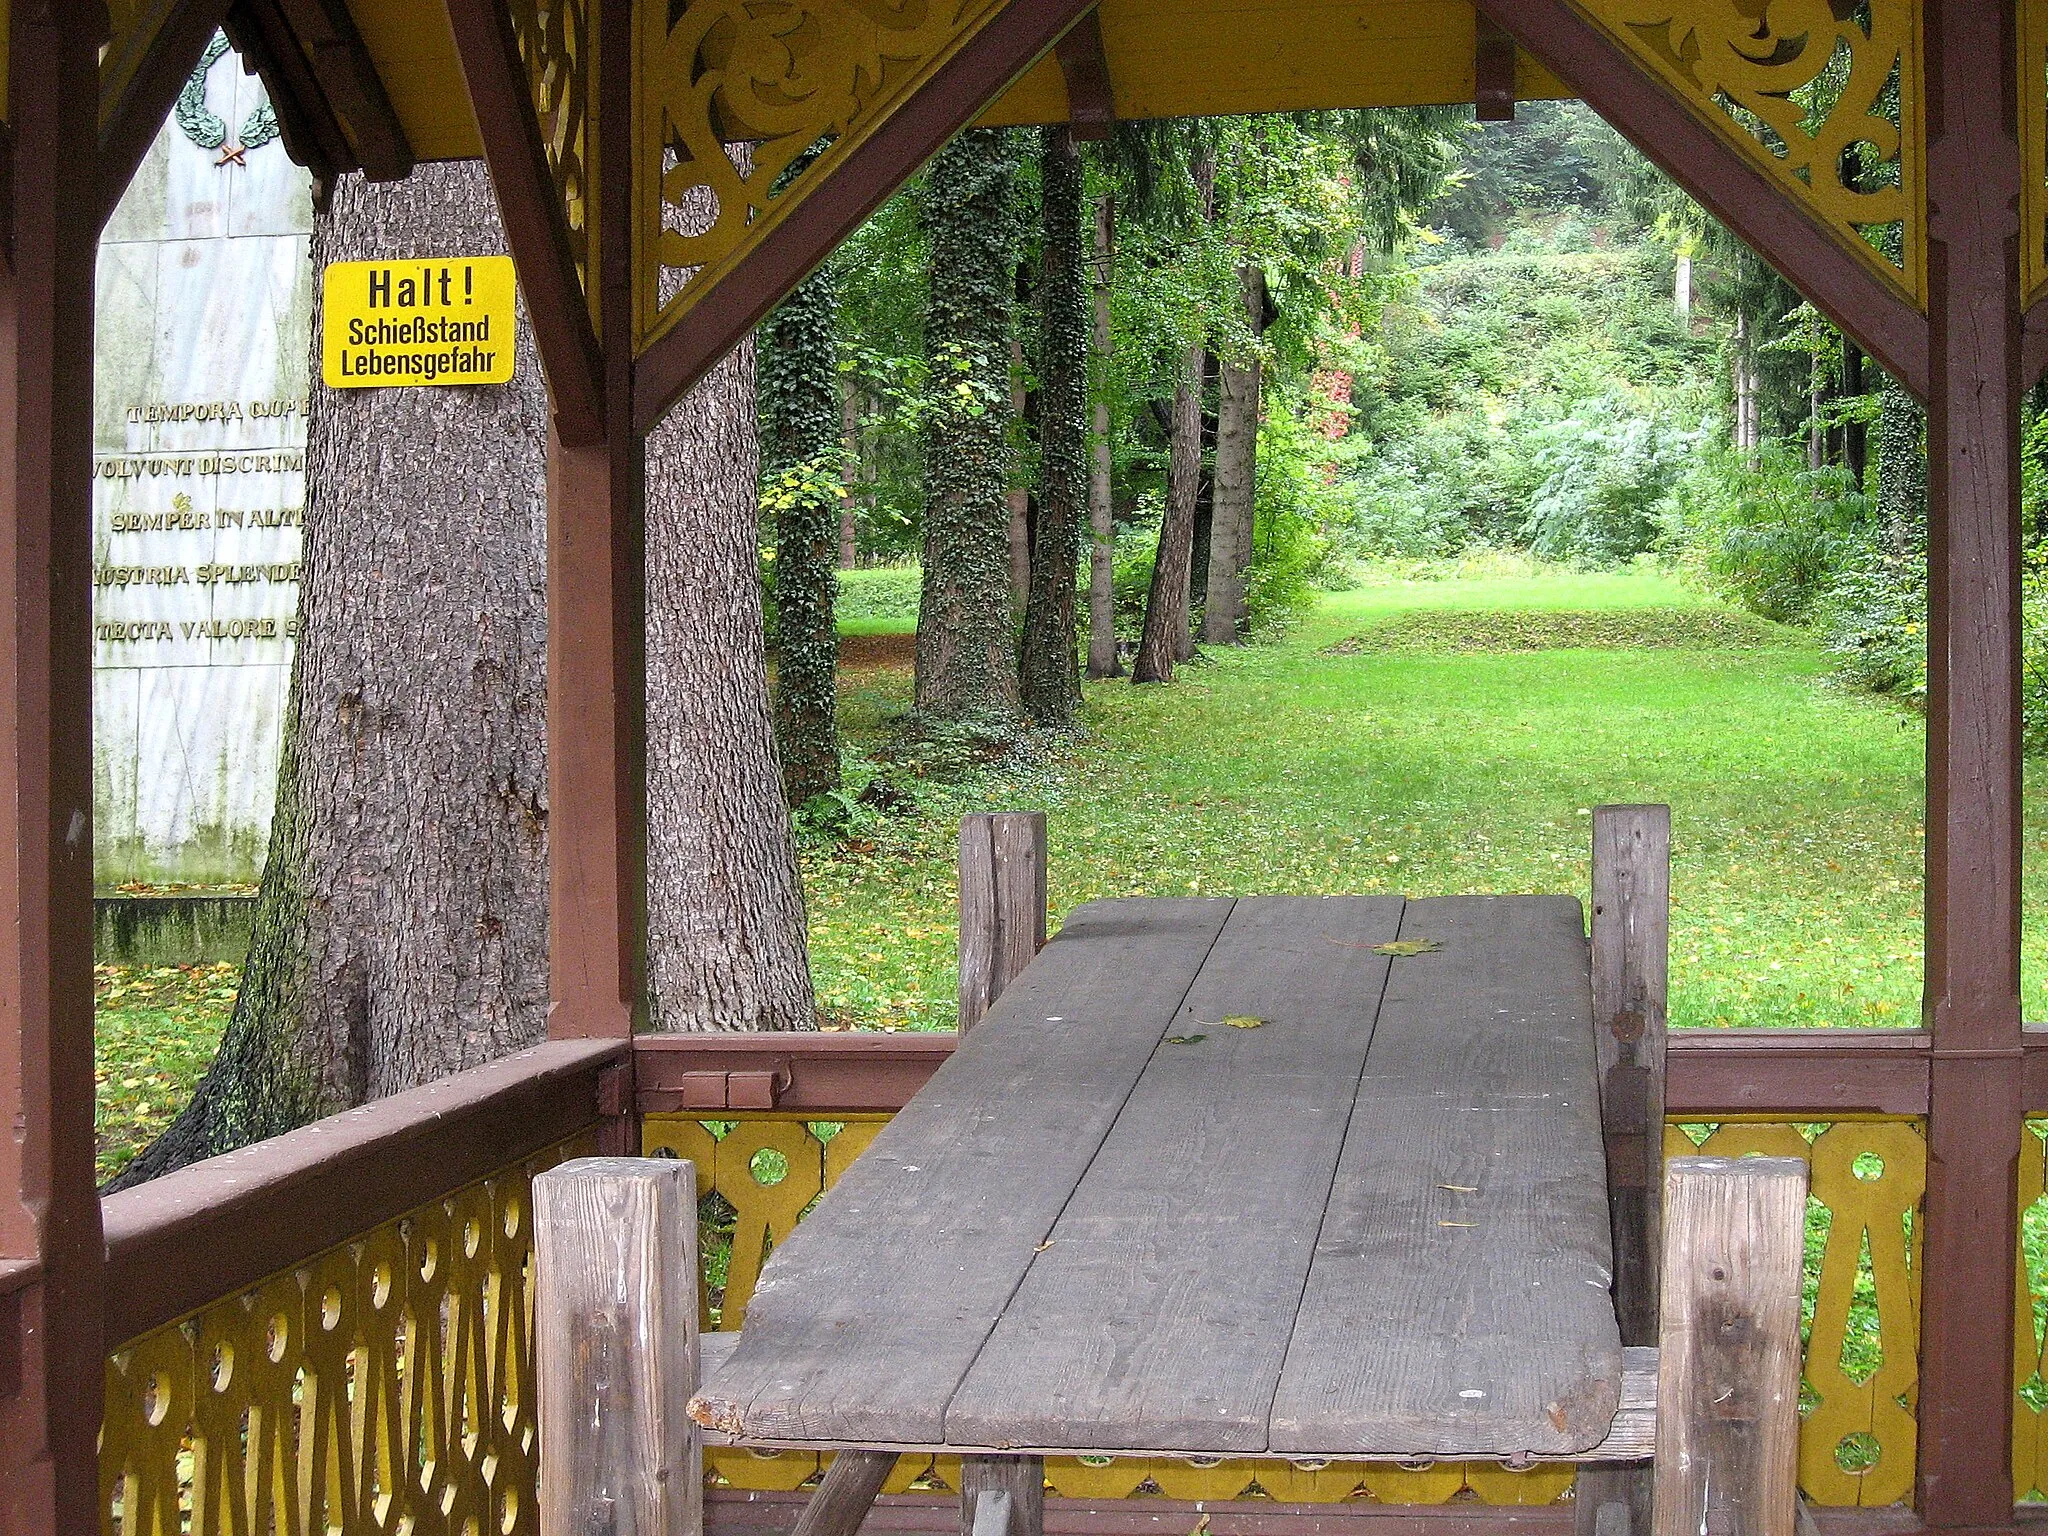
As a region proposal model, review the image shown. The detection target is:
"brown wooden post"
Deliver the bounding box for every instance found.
[545,0,646,1074]
[957,813,1047,1033]
[961,1455,1045,1536]
[534,1157,701,1536]
[1917,1,2026,1525]
[1579,805,1669,1536]
[0,8,108,1534]
[1651,1156,1807,1536]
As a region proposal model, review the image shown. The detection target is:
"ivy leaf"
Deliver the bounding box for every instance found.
[1162,1033,1208,1045]
[1372,939,1442,957]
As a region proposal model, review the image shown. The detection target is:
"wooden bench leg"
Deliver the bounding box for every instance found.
[1651,1155,1807,1536]
[961,1455,1044,1536]
[793,1451,899,1536]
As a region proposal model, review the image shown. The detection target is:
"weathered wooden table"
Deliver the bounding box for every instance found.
[691,895,1641,1480]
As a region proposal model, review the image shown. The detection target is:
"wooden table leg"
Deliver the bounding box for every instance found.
[793,1451,899,1536]
[961,1455,1045,1536]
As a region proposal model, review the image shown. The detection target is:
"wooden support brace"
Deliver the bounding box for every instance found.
[1579,804,1669,1536]
[792,1452,898,1536]
[957,813,1047,1033]
[960,1457,1044,1536]
[1651,1156,1807,1536]
[535,1156,702,1536]
[1054,11,1115,141]
[1474,15,1515,123]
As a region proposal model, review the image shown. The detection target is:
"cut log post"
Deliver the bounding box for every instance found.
[535,1156,702,1536]
[792,1452,899,1536]
[960,1456,1045,1536]
[1579,804,1671,1536]
[1651,1156,1807,1536]
[957,813,1048,1033]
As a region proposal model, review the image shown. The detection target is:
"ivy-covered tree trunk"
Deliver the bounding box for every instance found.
[915,128,1025,727]
[1204,263,1265,643]
[1087,190,1120,679]
[1875,376,1926,559]
[646,336,818,1032]
[1020,128,1089,727]
[1131,338,1204,685]
[760,257,843,805]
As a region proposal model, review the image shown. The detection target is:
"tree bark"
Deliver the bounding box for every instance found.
[915,127,1024,727]
[115,163,817,1186]
[839,380,861,569]
[111,163,551,1185]
[1086,191,1120,680]
[1020,128,1089,729]
[1205,263,1264,643]
[1131,338,1204,685]
[646,337,817,1032]
[1875,375,1927,559]
[759,256,843,806]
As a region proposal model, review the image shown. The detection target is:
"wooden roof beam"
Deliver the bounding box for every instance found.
[98,0,237,231]
[224,0,358,191]
[1054,10,1114,142]
[270,0,414,181]
[1473,14,1515,123]
[1474,0,1929,402]
[443,0,606,444]
[632,0,1099,437]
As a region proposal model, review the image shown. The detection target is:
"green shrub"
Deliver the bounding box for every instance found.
[836,565,923,633]
[1672,442,1869,625]
[1522,396,1697,567]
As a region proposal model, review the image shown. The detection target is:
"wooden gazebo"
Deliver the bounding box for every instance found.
[0,1,2037,1533]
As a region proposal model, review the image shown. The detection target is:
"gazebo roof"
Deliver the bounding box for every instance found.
[215,0,1571,170]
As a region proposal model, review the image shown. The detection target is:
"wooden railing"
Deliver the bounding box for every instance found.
[97,1040,624,1536]
[91,1026,2048,1534]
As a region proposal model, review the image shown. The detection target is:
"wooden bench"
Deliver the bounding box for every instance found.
[531,808,1807,1536]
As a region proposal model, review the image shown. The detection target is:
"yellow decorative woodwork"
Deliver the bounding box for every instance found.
[1669,1120,1924,1508]
[2011,1121,2048,1500]
[633,0,1008,348]
[2022,0,2048,304]
[1569,0,1925,306]
[101,1138,589,1536]
[507,0,596,313]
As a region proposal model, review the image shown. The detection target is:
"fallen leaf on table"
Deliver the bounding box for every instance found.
[1220,1015,1265,1029]
[1163,1033,1207,1045]
[1035,1240,1056,1252]
[1373,939,1442,956]
[1438,1184,1478,1193]
[1438,1220,1477,1228]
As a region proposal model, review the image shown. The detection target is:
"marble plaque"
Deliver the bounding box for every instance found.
[94,36,312,887]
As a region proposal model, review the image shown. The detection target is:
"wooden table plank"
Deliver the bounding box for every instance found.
[945,897,1405,1453]
[1269,896,1622,1458]
[691,899,1237,1445]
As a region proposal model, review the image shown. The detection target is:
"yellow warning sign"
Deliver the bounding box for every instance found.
[321,256,517,388]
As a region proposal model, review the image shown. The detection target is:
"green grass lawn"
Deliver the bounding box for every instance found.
[101,560,2041,1176]
[812,561,1950,1033]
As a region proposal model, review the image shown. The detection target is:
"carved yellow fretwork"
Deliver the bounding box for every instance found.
[1572,0,1925,307]
[2021,0,2048,304]
[634,0,1006,348]
[508,0,597,316]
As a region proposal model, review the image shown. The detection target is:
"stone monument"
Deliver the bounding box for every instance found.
[93,36,311,888]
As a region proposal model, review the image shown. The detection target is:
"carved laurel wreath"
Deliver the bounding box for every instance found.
[175,33,282,163]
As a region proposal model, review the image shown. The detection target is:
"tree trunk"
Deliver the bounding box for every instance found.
[1205,262,1263,644]
[1086,191,1120,679]
[1007,331,1032,616]
[116,164,816,1186]
[1020,127,1088,728]
[646,337,817,1032]
[1875,375,1927,559]
[759,256,843,806]
[110,163,552,1186]
[839,381,861,569]
[914,127,1024,727]
[1131,338,1204,685]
